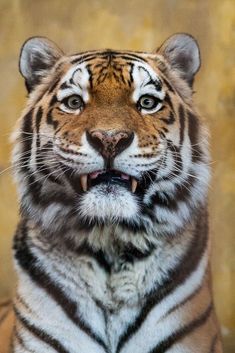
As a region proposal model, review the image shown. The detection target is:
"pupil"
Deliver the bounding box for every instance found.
[143,98,153,107]
[70,97,80,107]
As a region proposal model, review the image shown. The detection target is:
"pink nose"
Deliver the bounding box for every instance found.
[86,130,134,159]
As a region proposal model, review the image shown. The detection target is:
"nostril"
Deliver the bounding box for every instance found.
[86,131,104,153]
[115,131,134,154]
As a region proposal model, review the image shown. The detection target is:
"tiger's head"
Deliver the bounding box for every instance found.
[13,34,210,249]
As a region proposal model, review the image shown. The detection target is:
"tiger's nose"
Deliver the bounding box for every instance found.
[86,130,134,160]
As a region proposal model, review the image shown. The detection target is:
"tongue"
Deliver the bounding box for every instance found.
[90,171,103,179]
[121,173,130,180]
[90,170,130,180]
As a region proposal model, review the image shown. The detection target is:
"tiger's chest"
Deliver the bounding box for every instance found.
[16,248,149,352]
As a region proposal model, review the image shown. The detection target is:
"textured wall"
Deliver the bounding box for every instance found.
[0,0,234,351]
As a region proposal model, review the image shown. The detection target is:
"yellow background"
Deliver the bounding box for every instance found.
[0,0,234,351]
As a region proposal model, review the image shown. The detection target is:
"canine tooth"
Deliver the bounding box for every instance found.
[131,178,138,193]
[80,174,88,192]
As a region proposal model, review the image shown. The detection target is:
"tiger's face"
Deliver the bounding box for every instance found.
[14,34,210,243]
[36,56,168,222]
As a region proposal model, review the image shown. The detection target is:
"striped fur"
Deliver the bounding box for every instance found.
[2,34,223,352]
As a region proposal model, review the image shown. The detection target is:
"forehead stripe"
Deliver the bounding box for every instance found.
[70,54,103,65]
[48,77,61,94]
[161,76,175,93]
[70,52,148,66]
[70,51,120,64]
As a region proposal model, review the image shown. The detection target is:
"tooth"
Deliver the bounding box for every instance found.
[131,178,138,193]
[80,174,88,192]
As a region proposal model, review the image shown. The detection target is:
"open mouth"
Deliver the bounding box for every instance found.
[80,170,138,193]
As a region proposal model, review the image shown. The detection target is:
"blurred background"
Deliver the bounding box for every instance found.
[0,0,234,351]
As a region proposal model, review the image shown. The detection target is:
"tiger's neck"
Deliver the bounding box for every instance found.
[14,208,209,308]
[12,209,216,353]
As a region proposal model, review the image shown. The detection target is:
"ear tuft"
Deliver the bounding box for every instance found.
[157,33,201,87]
[19,37,64,92]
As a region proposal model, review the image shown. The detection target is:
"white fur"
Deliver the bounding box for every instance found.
[120,252,208,352]
[14,226,199,353]
[77,184,139,222]
[132,63,165,108]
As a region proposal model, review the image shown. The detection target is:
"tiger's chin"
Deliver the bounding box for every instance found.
[75,169,140,223]
[77,183,140,223]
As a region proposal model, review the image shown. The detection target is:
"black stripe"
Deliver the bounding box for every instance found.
[49,94,58,106]
[71,52,147,66]
[116,210,208,352]
[162,284,202,320]
[59,81,71,90]
[149,173,195,211]
[159,111,175,125]
[14,223,108,352]
[65,240,111,274]
[169,143,183,173]
[21,110,42,204]
[187,111,203,162]
[162,77,175,93]
[70,51,119,65]
[120,242,154,262]
[35,106,62,186]
[112,71,122,84]
[48,77,61,93]
[15,330,33,352]
[70,53,104,65]
[38,188,74,207]
[46,108,59,129]
[111,65,127,85]
[15,308,70,353]
[35,107,59,185]
[116,53,147,63]
[21,110,34,174]
[178,104,185,146]
[117,51,146,59]
[160,143,183,181]
[149,303,213,353]
[144,78,162,91]
[87,64,93,90]
[35,106,43,137]
[209,334,218,353]
[0,307,10,325]
[0,300,11,308]
[75,215,150,235]
[66,238,154,274]
[16,294,32,313]
[129,62,134,83]
[137,65,162,91]
[35,107,43,180]
[164,93,174,112]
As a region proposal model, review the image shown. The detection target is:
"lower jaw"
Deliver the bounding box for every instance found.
[77,183,140,222]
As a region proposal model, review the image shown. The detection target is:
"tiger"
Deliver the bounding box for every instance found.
[0,33,223,353]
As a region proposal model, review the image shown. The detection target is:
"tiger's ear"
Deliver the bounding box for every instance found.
[19,37,64,92]
[157,33,201,87]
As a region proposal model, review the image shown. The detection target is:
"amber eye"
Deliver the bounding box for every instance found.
[63,95,84,110]
[138,95,160,110]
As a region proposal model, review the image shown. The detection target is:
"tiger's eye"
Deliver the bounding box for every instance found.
[139,95,159,110]
[65,95,83,110]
